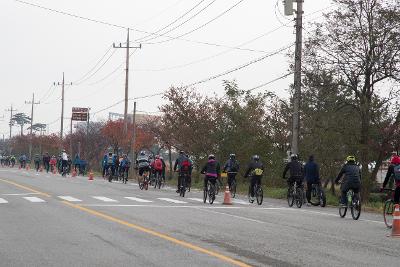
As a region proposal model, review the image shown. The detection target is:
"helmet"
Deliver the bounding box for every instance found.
[208,154,215,160]
[179,150,184,155]
[159,156,164,160]
[291,154,298,160]
[252,155,260,161]
[391,155,400,165]
[140,151,145,156]
[229,153,236,159]
[108,152,113,156]
[155,155,160,159]
[346,155,356,162]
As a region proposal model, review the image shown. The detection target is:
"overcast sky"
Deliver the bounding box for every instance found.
[0,0,333,137]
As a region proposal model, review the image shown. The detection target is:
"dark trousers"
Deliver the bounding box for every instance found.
[227,173,237,188]
[249,176,261,197]
[35,161,40,171]
[340,182,360,204]
[306,181,320,203]
[178,172,189,190]
[204,176,217,189]
[44,162,50,173]
[394,186,400,204]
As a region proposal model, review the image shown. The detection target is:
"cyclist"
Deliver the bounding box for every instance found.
[283,154,304,189]
[50,155,57,172]
[10,155,16,167]
[34,154,41,172]
[304,155,320,204]
[42,152,50,173]
[381,155,400,204]
[174,151,192,193]
[136,151,150,178]
[201,154,221,193]
[244,155,264,200]
[61,150,68,175]
[19,154,27,169]
[159,156,167,183]
[335,155,361,206]
[224,153,240,191]
[151,155,164,182]
[105,152,116,181]
[120,154,131,182]
[73,153,80,172]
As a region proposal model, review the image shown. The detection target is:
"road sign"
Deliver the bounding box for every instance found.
[72,107,89,121]
[72,107,88,113]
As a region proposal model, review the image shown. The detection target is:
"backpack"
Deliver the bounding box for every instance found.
[394,165,400,181]
[180,158,191,172]
[154,159,163,171]
[229,160,239,172]
[107,156,114,165]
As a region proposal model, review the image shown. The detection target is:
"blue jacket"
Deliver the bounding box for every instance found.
[304,160,319,183]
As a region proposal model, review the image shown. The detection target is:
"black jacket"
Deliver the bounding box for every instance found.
[223,159,239,172]
[283,160,303,179]
[201,159,220,178]
[335,163,361,184]
[244,161,264,178]
[304,160,319,183]
[383,164,399,188]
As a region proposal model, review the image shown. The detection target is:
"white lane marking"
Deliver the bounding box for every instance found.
[92,196,118,202]
[195,207,266,224]
[125,197,153,203]
[2,193,40,196]
[188,198,205,202]
[81,204,245,208]
[23,197,46,203]
[0,198,8,204]
[232,199,250,205]
[58,196,82,202]
[157,198,187,204]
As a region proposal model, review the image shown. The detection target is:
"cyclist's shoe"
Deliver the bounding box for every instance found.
[176,189,180,193]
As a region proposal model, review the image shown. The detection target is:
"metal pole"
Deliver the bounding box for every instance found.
[291,0,303,155]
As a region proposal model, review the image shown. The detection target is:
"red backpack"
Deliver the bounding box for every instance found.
[154,159,163,171]
[181,158,191,172]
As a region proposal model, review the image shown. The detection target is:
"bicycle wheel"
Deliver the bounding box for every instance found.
[208,185,215,204]
[144,179,149,190]
[256,186,263,205]
[203,187,207,203]
[320,189,327,207]
[339,202,347,218]
[248,186,254,203]
[383,200,394,228]
[230,180,236,198]
[351,196,361,220]
[295,188,303,208]
[287,187,294,207]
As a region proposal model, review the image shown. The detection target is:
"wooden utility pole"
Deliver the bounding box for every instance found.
[25,93,40,160]
[131,102,137,159]
[55,73,72,141]
[113,28,141,134]
[5,105,17,140]
[284,0,303,155]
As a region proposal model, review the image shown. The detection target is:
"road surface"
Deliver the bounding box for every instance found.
[0,167,398,267]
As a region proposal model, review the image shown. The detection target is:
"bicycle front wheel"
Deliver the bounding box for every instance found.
[383,200,394,228]
[287,188,294,207]
[256,186,263,205]
[295,188,303,208]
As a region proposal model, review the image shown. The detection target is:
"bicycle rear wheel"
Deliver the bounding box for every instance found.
[295,188,303,208]
[287,187,294,207]
[230,180,236,198]
[208,185,215,204]
[383,200,394,228]
[320,189,327,207]
[203,188,207,203]
[351,197,361,220]
[256,186,263,205]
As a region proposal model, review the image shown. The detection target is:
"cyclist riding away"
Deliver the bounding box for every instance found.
[34,154,41,172]
[244,155,264,200]
[42,152,50,173]
[61,150,68,175]
[174,151,192,193]
[151,155,164,182]
[105,152,115,181]
[201,154,221,192]
[381,155,400,204]
[136,151,150,178]
[335,155,361,206]
[304,155,320,204]
[224,153,240,190]
[283,154,304,190]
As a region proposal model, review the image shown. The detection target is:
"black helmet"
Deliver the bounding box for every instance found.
[229,153,236,159]
[291,154,298,160]
[179,150,184,155]
[208,154,215,160]
[252,155,260,161]
[140,151,145,156]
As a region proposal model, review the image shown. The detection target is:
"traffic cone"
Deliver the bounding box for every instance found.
[39,166,43,172]
[223,186,232,205]
[72,169,77,177]
[390,204,400,238]
[88,170,94,181]
[26,165,30,171]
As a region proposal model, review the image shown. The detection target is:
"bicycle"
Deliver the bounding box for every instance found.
[382,189,395,228]
[178,173,189,197]
[106,166,113,182]
[139,171,149,190]
[227,172,238,198]
[154,171,162,189]
[248,182,263,205]
[339,189,361,220]
[287,180,304,208]
[309,183,327,207]
[203,179,216,204]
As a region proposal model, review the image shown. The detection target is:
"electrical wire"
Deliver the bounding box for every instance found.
[144,0,247,45]
[246,72,293,92]
[134,0,186,27]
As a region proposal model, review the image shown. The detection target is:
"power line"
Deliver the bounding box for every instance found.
[134,0,186,27]
[145,0,247,45]
[135,0,208,42]
[246,72,294,92]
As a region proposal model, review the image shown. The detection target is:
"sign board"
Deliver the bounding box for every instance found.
[72,107,89,121]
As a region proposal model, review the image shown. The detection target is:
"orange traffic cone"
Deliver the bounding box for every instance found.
[223,186,232,205]
[88,170,94,181]
[391,204,400,238]
[72,169,77,177]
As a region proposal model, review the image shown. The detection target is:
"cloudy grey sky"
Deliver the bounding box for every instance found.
[0,0,332,137]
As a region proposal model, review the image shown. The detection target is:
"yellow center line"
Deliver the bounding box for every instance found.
[62,201,251,267]
[0,178,51,197]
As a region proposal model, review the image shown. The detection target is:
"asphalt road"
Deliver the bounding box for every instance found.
[0,167,399,267]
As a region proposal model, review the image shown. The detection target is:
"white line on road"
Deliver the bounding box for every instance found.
[81,204,245,208]
[195,207,266,224]
[232,199,250,205]
[0,198,8,204]
[58,196,82,202]
[92,196,118,202]
[188,198,205,202]
[23,197,46,203]
[2,193,41,196]
[157,198,187,204]
[125,197,153,203]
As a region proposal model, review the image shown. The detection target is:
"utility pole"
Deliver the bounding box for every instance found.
[55,73,72,141]
[113,28,142,134]
[5,105,17,139]
[25,93,40,160]
[284,0,303,155]
[131,102,137,159]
